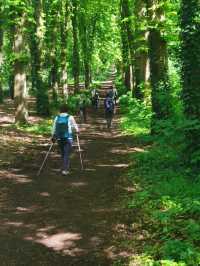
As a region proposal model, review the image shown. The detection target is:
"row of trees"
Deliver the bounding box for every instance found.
[0,1,200,168]
[119,0,200,170]
[0,0,118,121]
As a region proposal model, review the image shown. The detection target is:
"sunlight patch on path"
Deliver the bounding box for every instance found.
[0,170,32,184]
[25,231,84,256]
[96,163,129,168]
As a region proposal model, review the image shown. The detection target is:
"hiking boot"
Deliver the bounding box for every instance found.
[62,170,69,176]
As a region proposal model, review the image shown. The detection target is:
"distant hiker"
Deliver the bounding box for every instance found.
[113,87,118,105]
[91,88,97,98]
[79,98,87,123]
[52,104,79,176]
[104,92,115,130]
[108,86,118,105]
[91,89,99,110]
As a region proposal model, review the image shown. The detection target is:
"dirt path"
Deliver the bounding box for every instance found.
[0,104,135,265]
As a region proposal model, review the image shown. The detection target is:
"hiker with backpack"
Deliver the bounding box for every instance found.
[104,92,115,130]
[51,104,79,176]
[108,86,118,105]
[91,89,100,110]
[112,87,118,105]
[79,97,87,123]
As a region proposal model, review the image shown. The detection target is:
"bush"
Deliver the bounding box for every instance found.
[119,93,152,136]
[120,92,200,266]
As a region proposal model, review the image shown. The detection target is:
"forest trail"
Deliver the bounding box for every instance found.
[0,85,137,266]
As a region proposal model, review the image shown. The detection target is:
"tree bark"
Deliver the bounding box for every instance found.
[134,0,149,99]
[180,0,200,170]
[146,0,170,131]
[120,0,131,91]
[71,0,80,93]
[0,4,4,103]
[120,0,136,93]
[79,12,90,90]
[31,0,49,115]
[13,16,28,123]
[60,0,69,98]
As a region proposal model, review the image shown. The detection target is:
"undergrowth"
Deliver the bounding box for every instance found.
[16,119,52,136]
[119,95,200,266]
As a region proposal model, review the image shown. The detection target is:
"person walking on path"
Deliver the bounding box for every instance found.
[104,92,115,130]
[108,86,118,105]
[52,104,79,176]
[91,88,100,110]
[79,98,87,123]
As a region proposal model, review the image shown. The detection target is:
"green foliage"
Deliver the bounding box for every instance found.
[115,76,128,96]
[16,119,52,136]
[66,90,91,114]
[122,123,200,265]
[119,93,152,136]
[180,0,200,172]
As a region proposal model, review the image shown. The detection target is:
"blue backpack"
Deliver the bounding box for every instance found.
[55,115,69,139]
[105,97,114,113]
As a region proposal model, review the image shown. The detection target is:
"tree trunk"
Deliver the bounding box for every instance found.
[60,1,69,98]
[9,73,14,100]
[79,12,90,90]
[31,0,49,115]
[146,0,170,131]
[50,57,59,103]
[134,0,149,99]
[180,0,200,170]
[71,0,80,93]
[13,16,28,123]
[7,27,15,100]
[149,29,169,118]
[0,4,3,103]
[120,0,136,93]
[120,0,131,91]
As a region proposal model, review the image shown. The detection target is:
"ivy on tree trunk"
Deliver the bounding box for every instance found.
[146,0,171,132]
[180,0,200,170]
[0,3,4,103]
[30,0,49,116]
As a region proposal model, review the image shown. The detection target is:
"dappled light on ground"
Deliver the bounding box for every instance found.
[96,163,129,168]
[25,231,84,256]
[0,170,33,184]
[0,99,139,265]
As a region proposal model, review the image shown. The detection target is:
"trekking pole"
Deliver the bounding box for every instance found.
[76,134,84,170]
[37,143,54,176]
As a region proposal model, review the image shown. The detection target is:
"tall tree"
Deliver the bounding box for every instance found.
[146,0,170,130]
[0,3,4,103]
[180,0,200,169]
[120,0,132,91]
[30,0,49,115]
[71,0,80,93]
[79,0,101,89]
[120,0,136,93]
[134,0,149,99]
[60,0,69,98]
[12,2,29,123]
[79,8,90,89]
[44,0,61,105]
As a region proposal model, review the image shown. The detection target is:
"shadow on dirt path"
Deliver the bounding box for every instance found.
[0,105,137,266]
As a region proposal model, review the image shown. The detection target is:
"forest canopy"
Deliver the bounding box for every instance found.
[0,0,199,168]
[0,0,200,265]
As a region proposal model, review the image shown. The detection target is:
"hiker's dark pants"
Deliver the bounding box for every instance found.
[92,98,99,110]
[105,111,114,129]
[58,139,73,171]
[80,108,87,123]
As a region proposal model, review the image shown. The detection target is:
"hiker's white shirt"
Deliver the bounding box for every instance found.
[52,113,79,140]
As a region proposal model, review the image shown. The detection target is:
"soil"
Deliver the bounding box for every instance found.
[0,102,136,266]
